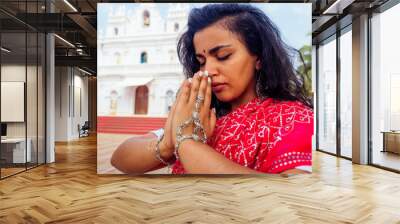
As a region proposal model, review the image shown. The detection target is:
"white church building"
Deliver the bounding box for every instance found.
[98,3,189,116]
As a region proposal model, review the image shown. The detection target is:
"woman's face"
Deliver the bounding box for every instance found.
[193,23,259,109]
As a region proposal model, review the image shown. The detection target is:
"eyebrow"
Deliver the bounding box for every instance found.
[195,44,232,57]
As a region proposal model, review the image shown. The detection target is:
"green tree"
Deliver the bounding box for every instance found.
[296,45,312,97]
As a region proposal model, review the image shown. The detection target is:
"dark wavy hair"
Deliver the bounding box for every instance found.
[177,3,312,117]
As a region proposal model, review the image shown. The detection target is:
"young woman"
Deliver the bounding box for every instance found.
[111,3,313,174]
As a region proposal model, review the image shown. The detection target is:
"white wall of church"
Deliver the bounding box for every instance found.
[98,3,188,116]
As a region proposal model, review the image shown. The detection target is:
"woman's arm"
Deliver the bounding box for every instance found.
[111,80,190,174]
[178,139,261,174]
[110,132,174,174]
[178,140,309,174]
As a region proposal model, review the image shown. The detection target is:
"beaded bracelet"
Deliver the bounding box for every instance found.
[174,109,207,160]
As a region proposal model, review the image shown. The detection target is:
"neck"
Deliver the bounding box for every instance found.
[230,80,257,111]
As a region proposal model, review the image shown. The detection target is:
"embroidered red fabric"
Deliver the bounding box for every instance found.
[171,98,314,174]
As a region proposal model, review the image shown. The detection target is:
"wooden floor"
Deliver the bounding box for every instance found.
[1,135,400,223]
[372,150,400,171]
[0,167,26,178]
[1,163,45,178]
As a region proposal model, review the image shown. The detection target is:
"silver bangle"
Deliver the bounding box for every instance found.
[155,132,173,167]
[174,107,208,160]
[174,135,194,161]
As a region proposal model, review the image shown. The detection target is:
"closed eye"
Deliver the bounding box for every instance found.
[217,54,231,61]
[197,53,232,66]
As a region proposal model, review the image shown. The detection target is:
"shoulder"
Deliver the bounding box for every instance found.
[257,99,313,126]
[252,99,313,144]
[259,98,313,115]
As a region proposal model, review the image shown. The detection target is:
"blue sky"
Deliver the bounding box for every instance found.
[98,3,311,50]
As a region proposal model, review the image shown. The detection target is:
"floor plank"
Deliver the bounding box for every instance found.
[1,134,400,223]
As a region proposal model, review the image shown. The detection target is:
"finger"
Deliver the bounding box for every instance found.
[164,95,178,142]
[170,97,178,114]
[175,78,189,100]
[188,71,202,106]
[208,108,217,137]
[203,75,212,110]
[197,73,209,121]
[197,72,207,98]
[176,79,189,102]
[176,79,191,107]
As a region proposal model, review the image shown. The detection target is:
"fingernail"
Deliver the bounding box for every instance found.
[188,78,192,83]
[212,108,216,113]
[204,70,209,77]
[199,71,203,77]
[208,77,211,84]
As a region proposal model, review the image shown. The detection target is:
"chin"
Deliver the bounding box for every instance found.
[214,92,235,103]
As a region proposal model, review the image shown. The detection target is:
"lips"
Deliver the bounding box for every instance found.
[212,83,227,93]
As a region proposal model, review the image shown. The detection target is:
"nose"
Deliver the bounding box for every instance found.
[203,61,218,78]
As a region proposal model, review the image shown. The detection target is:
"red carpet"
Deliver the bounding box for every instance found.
[97,116,167,135]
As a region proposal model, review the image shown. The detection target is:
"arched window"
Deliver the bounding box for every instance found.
[115,52,121,65]
[166,90,174,112]
[109,90,119,115]
[140,52,147,64]
[143,10,150,27]
[168,49,175,62]
[135,86,148,115]
[114,27,118,36]
[174,23,179,32]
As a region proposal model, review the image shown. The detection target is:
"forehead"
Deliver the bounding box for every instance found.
[193,24,240,52]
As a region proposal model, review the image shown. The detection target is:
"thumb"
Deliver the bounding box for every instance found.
[169,100,177,119]
[167,92,180,123]
[164,103,174,129]
[164,97,177,139]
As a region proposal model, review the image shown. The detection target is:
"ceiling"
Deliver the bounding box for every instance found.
[0,0,394,76]
[0,0,100,74]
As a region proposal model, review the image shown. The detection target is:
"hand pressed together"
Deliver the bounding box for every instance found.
[171,71,217,146]
[159,71,216,158]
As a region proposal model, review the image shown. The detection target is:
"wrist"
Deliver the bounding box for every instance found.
[174,137,197,161]
[180,138,196,149]
[159,140,174,160]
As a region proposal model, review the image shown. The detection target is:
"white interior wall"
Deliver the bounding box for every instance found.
[1,64,46,163]
[55,67,89,141]
[72,73,89,138]
[55,66,69,141]
[1,65,27,138]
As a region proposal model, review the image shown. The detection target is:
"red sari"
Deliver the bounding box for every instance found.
[171,97,314,174]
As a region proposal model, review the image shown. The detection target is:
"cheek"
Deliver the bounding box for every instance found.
[224,57,247,78]
[229,60,255,87]
[220,53,256,88]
